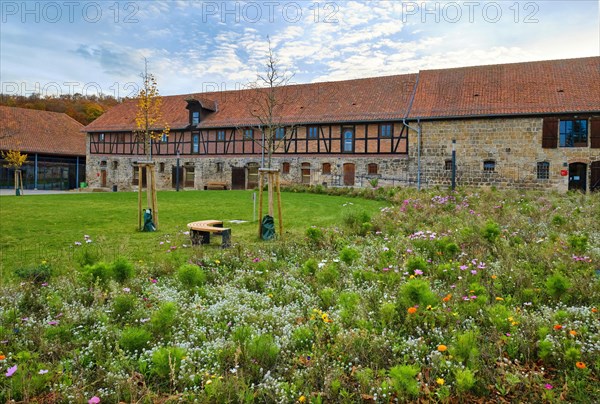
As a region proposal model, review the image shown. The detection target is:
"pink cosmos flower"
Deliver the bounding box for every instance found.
[6,365,17,377]
[88,396,101,404]
[544,384,553,390]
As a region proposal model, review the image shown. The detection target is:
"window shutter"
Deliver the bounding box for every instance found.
[542,118,558,148]
[591,117,600,149]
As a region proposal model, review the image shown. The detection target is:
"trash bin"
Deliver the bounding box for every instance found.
[112,184,117,192]
[80,182,87,188]
[261,215,275,240]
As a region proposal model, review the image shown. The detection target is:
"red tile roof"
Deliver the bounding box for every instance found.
[85,74,419,132]
[0,106,85,156]
[85,57,600,133]
[409,57,600,119]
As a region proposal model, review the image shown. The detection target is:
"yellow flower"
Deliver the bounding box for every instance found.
[491,275,497,280]
[215,260,221,264]
[205,380,212,385]
[511,321,519,326]
[495,297,504,301]
[436,378,445,385]
[298,396,306,403]
[437,344,448,352]
[576,362,586,369]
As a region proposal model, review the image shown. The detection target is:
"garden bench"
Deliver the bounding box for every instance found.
[187,220,231,248]
[205,182,228,190]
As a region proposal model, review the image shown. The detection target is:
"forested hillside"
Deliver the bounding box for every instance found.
[0,93,121,125]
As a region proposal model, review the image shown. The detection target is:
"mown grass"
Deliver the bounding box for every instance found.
[0,189,386,281]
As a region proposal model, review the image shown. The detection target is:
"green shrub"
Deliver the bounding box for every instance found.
[232,325,253,346]
[301,258,318,277]
[568,234,588,253]
[291,326,314,352]
[406,256,427,272]
[389,365,420,398]
[306,227,324,245]
[398,279,437,309]
[120,327,152,353]
[318,287,337,309]
[112,257,135,283]
[551,214,566,226]
[247,333,279,369]
[112,294,136,320]
[83,262,113,284]
[14,262,53,283]
[151,346,186,380]
[150,302,178,339]
[453,330,480,367]
[545,273,570,300]
[316,264,340,285]
[455,368,476,393]
[482,220,501,242]
[176,263,207,289]
[339,247,360,265]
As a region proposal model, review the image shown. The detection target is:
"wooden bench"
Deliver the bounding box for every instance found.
[187,220,231,248]
[205,182,228,190]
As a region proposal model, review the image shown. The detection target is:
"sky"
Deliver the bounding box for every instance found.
[1,0,598,97]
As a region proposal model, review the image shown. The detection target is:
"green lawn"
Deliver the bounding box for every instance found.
[0,190,386,279]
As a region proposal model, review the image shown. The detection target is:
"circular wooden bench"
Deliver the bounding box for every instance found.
[187,220,231,248]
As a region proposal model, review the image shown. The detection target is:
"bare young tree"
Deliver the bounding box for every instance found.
[246,37,298,168]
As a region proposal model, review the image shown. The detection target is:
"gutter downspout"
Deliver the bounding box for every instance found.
[402,74,422,190]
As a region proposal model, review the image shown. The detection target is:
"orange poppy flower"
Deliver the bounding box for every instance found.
[407,307,418,314]
[576,362,586,369]
[442,294,452,302]
[437,344,448,352]
[592,307,598,313]
[0,354,5,361]
[569,330,577,336]
[553,324,562,330]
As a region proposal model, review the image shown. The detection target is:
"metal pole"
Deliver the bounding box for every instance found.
[34,153,38,190]
[176,149,180,192]
[76,156,79,190]
[451,139,456,191]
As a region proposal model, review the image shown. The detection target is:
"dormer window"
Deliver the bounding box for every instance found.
[191,111,200,126]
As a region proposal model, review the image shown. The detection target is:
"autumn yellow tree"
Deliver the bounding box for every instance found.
[135,59,170,161]
[1,149,27,195]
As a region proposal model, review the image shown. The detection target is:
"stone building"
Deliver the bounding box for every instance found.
[0,106,86,190]
[85,56,600,192]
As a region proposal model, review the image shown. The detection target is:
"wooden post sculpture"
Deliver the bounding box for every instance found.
[137,162,159,231]
[14,169,24,196]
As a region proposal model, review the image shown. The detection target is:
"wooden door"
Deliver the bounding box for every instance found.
[591,161,600,192]
[568,163,587,192]
[343,163,355,186]
[100,170,107,187]
[301,163,311,184]
[247,163,259,189]
[184,166,195,188]
[171,166,183,188]
[231,167,245,190]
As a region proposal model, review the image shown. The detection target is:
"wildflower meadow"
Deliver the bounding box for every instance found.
[0,187,599,403]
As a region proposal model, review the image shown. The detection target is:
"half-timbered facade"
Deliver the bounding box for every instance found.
[85,57,600,192]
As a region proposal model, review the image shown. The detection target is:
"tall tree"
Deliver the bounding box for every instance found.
[247,37,297,168]
[134,59,170,161]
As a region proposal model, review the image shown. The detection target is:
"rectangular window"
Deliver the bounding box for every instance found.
[244,129,253,139]
[99,133,105,141]
[161,133,168,142]
[444,160,452,170]
[322,163,331,174]
[282,162,290,174]
[308,126,318,139]
[192,134,199,153]
[379,124,392,138]
[560,119,588,147]
[191,111,200,126]
[483,160,496,172]
[276,127,285,139]
[537,162,550,179]
[217,130,225,141]
[368,163,378,175]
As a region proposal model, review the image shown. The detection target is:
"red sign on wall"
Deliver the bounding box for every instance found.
[560,170,568,176]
